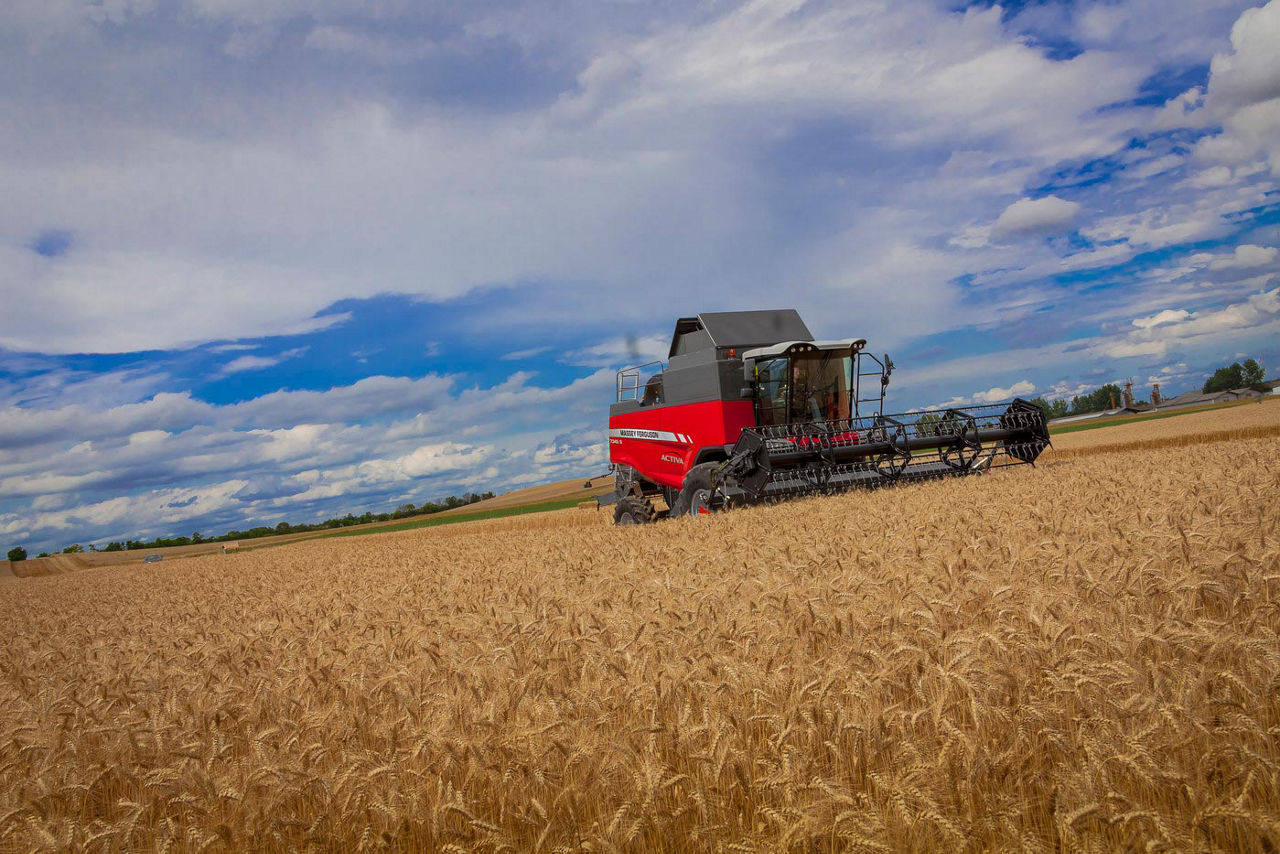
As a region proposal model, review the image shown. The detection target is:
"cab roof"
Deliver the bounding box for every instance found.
[669,310,813,358]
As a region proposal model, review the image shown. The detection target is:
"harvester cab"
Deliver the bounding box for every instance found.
[603,310,1049,525]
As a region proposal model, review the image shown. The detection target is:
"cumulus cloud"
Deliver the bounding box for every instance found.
[563,335,669,368]
[0,362,619,551]
[1209,244,1279,270]
[1160,0,1280,175]
[1132,309,1192,329]
[991,195,1081,238]
[0,0,1159,356]
[933,379,1035,409]
[1109,287,1280,359]
[529,428,607,480]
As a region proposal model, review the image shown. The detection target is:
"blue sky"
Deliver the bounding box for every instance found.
[3,0,1280,554]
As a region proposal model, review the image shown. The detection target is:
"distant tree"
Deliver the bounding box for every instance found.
[1068,383,1123,415]
[1203,362,1246,393]
[1200,359,1267,393]
[191,532,203,544]
[6,547,26,562]
[61,544,83,554]
[1241,358,1265,388]
[37,552,50,558]
[915,412,943,437]
[1027,397,1070,420]
[103,542,124,552]
[276,522,292,534]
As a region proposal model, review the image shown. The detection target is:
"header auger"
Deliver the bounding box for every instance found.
[601,310,1049,524]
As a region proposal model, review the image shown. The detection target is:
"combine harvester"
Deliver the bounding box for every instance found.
[601,310,1049,524]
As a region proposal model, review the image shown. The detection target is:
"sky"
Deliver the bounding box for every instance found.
[2,0,1279,554]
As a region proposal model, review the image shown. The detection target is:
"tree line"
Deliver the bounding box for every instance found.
[7,491,496,561]
[1025,384,1124,421]
[991,356,1268,425]
[1202,358,1265,393]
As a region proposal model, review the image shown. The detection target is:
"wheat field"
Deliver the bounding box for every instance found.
[2,434,1278,850]
[1045,396,1280,458]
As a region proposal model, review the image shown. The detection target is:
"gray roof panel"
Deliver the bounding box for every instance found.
[668,309,813,357]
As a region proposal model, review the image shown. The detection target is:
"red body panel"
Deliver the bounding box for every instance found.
[609,400,756,489]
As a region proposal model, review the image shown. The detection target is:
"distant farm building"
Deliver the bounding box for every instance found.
[1048,381,1271,427]
[1157,387,1266,410]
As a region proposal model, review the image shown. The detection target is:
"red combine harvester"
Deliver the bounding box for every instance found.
[601,310,1050,524]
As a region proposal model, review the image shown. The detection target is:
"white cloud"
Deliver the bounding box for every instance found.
[1167,0,1280,176]
[1155,286,1280,339]
[933,379,1035,408]
[1209,243,1278,270]
[1132,308,1192,329]
[500,346,551,362]
[0,361,621,550]
[1080,202,1232,250]
[1205,1,1280,110]
[0,0,1156,356]
[1152,86,1208,130]
[563,334,668,368]
[356,442,492,482]
[1126,153,1185,180]
[1045,380,1092,401]
[217,347,307,377]
[1099,339,1169,359]
[991,195,1081,238]
[1114,286,1280,355]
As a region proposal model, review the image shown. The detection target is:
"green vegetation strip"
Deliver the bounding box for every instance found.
[1048,400,1261,435]
[321,495,600,538]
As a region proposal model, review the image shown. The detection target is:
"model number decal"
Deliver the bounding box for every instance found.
[609,428,692,443]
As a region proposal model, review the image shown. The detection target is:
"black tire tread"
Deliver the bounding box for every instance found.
[613,495,658,526]
[670,463,723,517]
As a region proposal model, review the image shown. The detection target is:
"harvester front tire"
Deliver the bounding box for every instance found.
[614,495,657,526]
[671,463,724,517]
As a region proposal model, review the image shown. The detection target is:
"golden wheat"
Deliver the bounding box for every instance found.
[1045,396,1280,459]
[1,436,1278,851]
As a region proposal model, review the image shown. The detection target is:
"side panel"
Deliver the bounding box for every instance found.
[609,400,756,490]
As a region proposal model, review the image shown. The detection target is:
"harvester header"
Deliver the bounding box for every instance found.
[602,310,1049,524]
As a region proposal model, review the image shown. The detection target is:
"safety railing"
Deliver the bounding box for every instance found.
[616,361,665,403]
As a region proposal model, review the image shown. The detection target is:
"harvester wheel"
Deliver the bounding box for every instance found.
[614,495,657,526]
[671,463,725,517]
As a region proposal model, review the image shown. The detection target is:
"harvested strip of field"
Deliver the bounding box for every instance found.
[1045,396,1280,458]
[2,439,1278,851]
[435,474,613,514]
